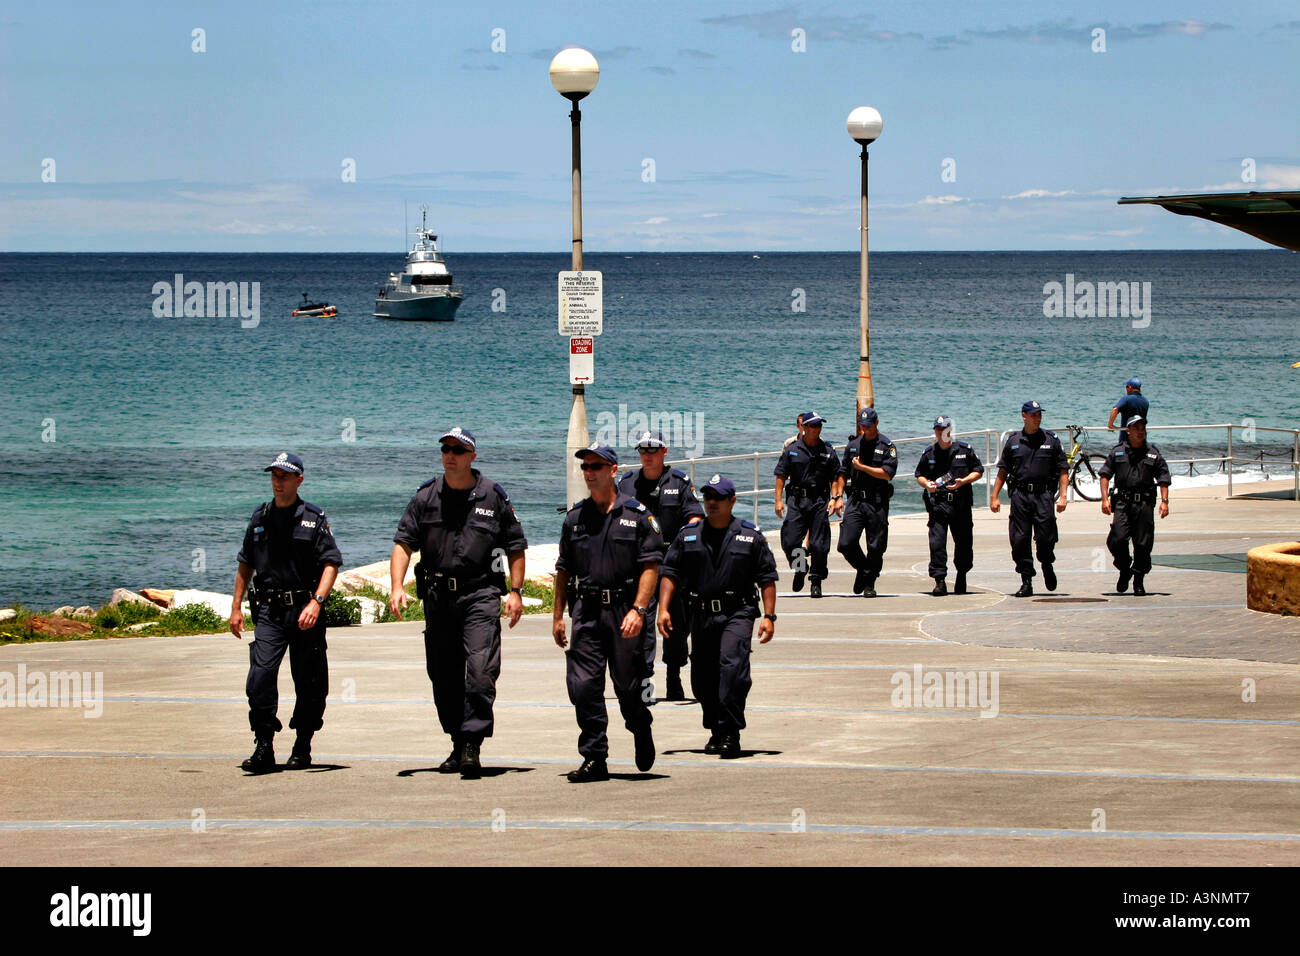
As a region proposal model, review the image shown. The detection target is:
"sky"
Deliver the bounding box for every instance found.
[3,0,1298,252]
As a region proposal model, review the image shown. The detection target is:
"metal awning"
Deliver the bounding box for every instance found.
[1117,190,1300,251]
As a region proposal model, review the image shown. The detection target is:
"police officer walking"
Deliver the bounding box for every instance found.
[554,443,665,782]
[617,430,703,701]
[659,475,777,757]
[774,412,842,598]
[837,407,898,598]
[1098,415,1171,596]
[914,417,984,596]
[990,400,1068,597]
[1107,377,1149,445]
[229,452,342,774]
[389,427,527,779]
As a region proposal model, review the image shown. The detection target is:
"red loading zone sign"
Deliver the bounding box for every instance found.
[570,336,594,384]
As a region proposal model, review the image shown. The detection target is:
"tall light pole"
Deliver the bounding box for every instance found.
[550,47,600,506]
[846,106,883,413]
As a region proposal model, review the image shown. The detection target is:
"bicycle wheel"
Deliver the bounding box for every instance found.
[1071,455,1101,501]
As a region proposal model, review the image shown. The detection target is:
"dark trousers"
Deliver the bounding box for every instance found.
[690,610,755,732]
[1009,487,1058,575]
[780,496,830,580]
[837,498,889,578]
[423,586,502,742]
[1108,501,1156,575]
[640,592,690,681]
[246,604,328,737]
[927,505,973,579]
[566,600,653,759]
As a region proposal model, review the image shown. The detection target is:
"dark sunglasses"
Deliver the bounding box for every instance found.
[440,445,471,455]
[579,462,610,472]
[701,491,730,501]
[636,446,664,453]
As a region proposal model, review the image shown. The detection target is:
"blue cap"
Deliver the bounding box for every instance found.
[1021,400,1043,414]
[1125,377,1142,390]
[858,407,879,426]
[633,430,668,450]
[802,411,826,427]
[933,415,953,431]
[575,442,618,465]
[264,451,304,475]
[701,473,736,497]
[438,426,477,450]
[1125,414,1146,426]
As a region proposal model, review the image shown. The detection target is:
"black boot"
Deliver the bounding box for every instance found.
[285,732,312,770]
[666,666,685,701]
[1132,574,1146,596]
[931,578,947,597]
[810,578,822,599]
[1042,564,1057,591]
[862,576,877,598]
[439,738,462,773]
[718,732,741,758]
[459,739,482,779]
[792,570,806,592]
[241,735,275,774]
[567,757,609,783]
[954,572,967,595]
[1014,575,1034,598]
[853,568,868,595]
[1116,568,1132,593]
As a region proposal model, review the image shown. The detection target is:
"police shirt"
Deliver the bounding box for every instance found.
[238,498,342,591]
[774,437,839,498]
[661,517,779,600]
[393,470,527,576]
[996,429,1067,485]
[840,432,899,496]
[914,441,984,508]
[618,467,703,543]
[556,493,665,588]
[1098,441,1172,496]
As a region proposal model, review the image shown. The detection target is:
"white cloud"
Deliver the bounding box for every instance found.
[640,216,670,224]
[917,194,967,205]
[1003,188,1079,200]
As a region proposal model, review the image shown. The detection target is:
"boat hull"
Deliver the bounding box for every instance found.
[373,291,463,321]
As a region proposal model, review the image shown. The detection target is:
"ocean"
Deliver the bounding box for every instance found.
[1,250,1296,608]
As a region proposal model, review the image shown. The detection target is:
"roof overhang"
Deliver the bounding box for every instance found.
[1117,191,1300,251]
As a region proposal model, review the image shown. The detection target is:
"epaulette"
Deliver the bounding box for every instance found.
[669,467,689,480]
[740,519,761,531]
[417,476,438,491]
[619,470,635,483]
[630,499,647,512]
[302,501,324,516]
[252,501,270,522]
[492,482,511,503]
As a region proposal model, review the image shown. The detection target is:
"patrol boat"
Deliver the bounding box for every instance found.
[373,209,465,321]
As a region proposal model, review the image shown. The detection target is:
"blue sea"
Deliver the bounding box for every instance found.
[1,250,1297,608]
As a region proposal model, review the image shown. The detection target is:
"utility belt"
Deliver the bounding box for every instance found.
[1012,479,1053,494]
[687,590,758,617]
[785,485,828,501]
[930,490,962,504]
[249,586,313,607]
[568,576,638,608]
[1110,488,1156,504]
[849,485,892,505]
[414,563,502,601]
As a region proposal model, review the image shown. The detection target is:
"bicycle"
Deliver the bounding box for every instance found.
[1065,425,1102,501]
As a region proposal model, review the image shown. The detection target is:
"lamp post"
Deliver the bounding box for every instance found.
[846,106,883,414]
[550,47,600,506]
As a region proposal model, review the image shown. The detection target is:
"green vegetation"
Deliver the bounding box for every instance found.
[322,591,361,627]
[157,602,226,634]
[93,600,162,630]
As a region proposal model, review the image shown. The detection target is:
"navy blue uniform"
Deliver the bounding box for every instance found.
[837,432,898,581]
[661,518,778,733]
[774,436,839,582]
[1098,441,1171,575]
[238,499,342,737]
[996,429,1067,576]
[618,467,703,677]
[395,471,527,744]
[914,441,984,580]
[557,494,665,759]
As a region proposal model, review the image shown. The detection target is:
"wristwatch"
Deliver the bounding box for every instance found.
[509,587,523,595]
[763,613,777,622]
[312,594,326,606]
[633,605,649,617]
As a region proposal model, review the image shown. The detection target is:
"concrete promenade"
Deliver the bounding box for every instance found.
[2,484,1297,866]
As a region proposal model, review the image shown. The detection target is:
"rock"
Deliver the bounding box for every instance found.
[27,616,94,637]
[170,589,239,618]
[126,622,158,632]
[351,595,386,625]
[0,609,17,622]
[110,588,155,608]
[54,605,76,617]
[139,588,174,608]
[522,596,543,608]
[73,606,96,618]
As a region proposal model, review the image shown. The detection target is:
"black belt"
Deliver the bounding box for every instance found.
[1111,489,1154,503]
[428,571,499,594]
[1015,480,1052,494]
[786,487,826,501]
[933,491,958,503]
[573,579,637,605]
[252,588,312,607]
[688,592,756,616]
[849,488,887,503]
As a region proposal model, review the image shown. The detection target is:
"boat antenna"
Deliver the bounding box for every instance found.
[404,200,408,250]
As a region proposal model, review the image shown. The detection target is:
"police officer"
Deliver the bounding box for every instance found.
[659,475,777,757]
[617,430,703,701]
[774,412,842,598]
[990,400,1068,597]
[1107,377,1149,445]
[837,407,898,598]
[1098,415,1171,596]
[782,413,807,450]
[554,443,665,782]
[914,417,984,596]
[389,427,527,779]
[229,452,342,774]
